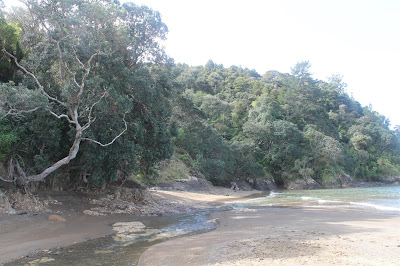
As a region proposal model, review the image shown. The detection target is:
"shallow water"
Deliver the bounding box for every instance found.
[229,186,400,215]
[7,207,229,266]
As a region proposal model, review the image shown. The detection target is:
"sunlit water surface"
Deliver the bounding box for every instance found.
[230,186,400,215]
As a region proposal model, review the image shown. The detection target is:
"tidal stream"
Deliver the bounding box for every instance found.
[7,206,231,266]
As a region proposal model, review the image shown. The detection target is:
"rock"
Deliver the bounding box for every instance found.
[158,176,217,192]
[112,221,146,234]
[48,214,66,222]
[28,257,55,264]
[231,180,254,191]
[285,178,322,190]
[94,250,114,254]
[381,176,400,184]
[230,182,240,191]
[83,210,106,216]
[112,221,150,243]
[254,179,277,191]
[0,190,16,214]
[338,173,355,188]
[7,191,50,212]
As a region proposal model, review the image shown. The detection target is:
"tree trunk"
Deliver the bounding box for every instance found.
[24,130,82,184]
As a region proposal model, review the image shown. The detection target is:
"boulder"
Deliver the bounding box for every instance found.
[157,176,216,192]
[231,180,254,191]
[338,173,355,188]
[254,179,277,191]
[285,178,322,190]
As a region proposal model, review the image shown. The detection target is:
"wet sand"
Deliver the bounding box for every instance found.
[139,207,400,265]
[0,188,257,264]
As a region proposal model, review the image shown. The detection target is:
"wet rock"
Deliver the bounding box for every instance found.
[112,221,162,243]
[112,221,146,234]
[94,250,114,254]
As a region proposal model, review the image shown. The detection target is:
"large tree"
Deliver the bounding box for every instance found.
[0,0,169,185]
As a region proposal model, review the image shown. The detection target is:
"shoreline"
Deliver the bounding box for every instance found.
[0,188,258,264]
[2,186,400,265]
[139,206,400,265]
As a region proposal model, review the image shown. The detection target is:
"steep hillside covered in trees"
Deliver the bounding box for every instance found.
[169,61,400,187]
[1,0,400,191]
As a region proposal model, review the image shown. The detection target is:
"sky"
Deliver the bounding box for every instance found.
[4,0,400,126]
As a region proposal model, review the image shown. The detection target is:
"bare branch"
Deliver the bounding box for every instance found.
[1,106,42,119]
[82,114,128,147]
[72,46,85,69]
[64,62,82,90]
[1,48,67,107]
[77,49,101,98]
[48,109,75,124]
[81,89,107,130]
[0,175,14,183]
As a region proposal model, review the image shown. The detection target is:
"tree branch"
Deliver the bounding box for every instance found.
[48,109,75,124]
[81,89,107,131]
[0,175,14,183]
[81,114,128,147]
[1,48,67,107]
[1,106,42,119]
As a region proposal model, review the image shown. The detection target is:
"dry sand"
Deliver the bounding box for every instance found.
[139,207,400,265]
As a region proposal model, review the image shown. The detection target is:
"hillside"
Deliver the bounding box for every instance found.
[1,0,400,198]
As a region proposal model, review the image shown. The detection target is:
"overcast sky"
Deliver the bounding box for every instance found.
[4,0,400,126]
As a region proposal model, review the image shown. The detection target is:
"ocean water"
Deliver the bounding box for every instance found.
[231,186,400,215]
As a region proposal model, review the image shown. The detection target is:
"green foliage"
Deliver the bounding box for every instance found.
[2,1,399,189]
[0,120,17,161]
[171,60,400,187]
[0,17,26,83]
[0,0,173,187]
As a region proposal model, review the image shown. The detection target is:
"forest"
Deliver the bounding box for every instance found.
[1,0,400,191]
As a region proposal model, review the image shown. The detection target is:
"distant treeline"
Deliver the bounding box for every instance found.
[1,0,399,190]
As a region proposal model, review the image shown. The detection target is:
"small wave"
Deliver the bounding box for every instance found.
[301,196,320,201]
[267,191,283,198]
[304,205,348,209]
[350,202,400,212]
[317,199,342,204]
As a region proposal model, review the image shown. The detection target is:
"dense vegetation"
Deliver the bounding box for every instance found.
[1,0,400,190]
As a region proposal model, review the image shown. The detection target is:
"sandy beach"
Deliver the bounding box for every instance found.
[139,207,400,265]
[2,188,400,265]
[0,188,257,264]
